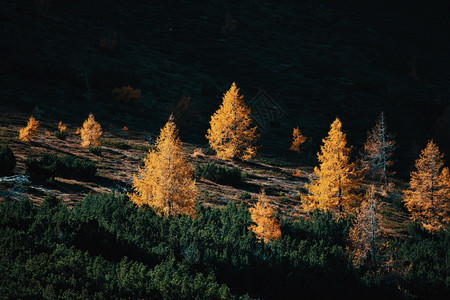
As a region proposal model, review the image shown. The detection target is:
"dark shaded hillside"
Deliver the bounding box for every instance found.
[1,0,450,177]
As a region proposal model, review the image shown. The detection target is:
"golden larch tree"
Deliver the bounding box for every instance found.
[19,116,39,142]
[360,112,396,187]
[80,113,102,147]
[130,115,198,216]
[206,82,258,161]
[403,140,450,232]
[289,127,307,153]
[58,121,67,132]
[249,189,282,243]
[302,118,362,217]
[348,185,383,267]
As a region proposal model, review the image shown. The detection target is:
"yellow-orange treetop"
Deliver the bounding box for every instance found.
[206,82,258,161]
[403,140,450,232]
[58,121,67,132]
[80,113,102,148]
[302,118,362,217]
[249,190,281,243]
[130,115,198,217]
[19,116,39,142]
[289,127,307,154]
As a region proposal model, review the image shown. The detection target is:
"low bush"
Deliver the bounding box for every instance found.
[239,191,251,200]
[99,138,154,152]
[195,163,246,186]
[53,130,68,140]
[89,146,102,156]
[0,145,16,176]
[57,154,97,181]
[26,153,97,182]
[100,138,131,150]
[25,153,57,182]
[1,193,420,299]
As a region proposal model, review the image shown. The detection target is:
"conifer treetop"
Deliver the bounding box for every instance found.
[302,117,362,217]
[19,115,39,142]
[404,140,450,232]
[249,189,282,243]
[206,82,258,161]
[130,114,198,217]
[80,113,102,148]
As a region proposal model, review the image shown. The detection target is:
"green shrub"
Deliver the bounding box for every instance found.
[53,130,68,140]
[195,163,245,186]
[99,138,131,150]
[239,191,251,200]
[1,193,416,299]
[25,153,57,182]
[0,145,16,176]
[99,138,154,152]
[89,146,102,156]
[56,155,97,181]
[26,153,97,182]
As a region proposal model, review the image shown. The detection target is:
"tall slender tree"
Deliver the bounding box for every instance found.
[206,82,258,161]
[348,185,383,267]
[80,113,102,148]
[249,189,281,243]
[361,112,396,187]
[19,116,39,142]
[130,115,198,216]
[302,118,362,217]
[403,140,450,232]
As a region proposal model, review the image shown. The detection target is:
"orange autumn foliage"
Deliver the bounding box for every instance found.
[130,115,198,216]
[249,190,281,243]
[302,118,362,217]
[403,140,450,232]
[58,121,67,132]
[206,82,258,161]
[80,113,102,148]
[19,116,39,142]
[289,127,307,153]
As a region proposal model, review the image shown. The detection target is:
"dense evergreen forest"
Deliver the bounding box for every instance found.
[0,193,448,299]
